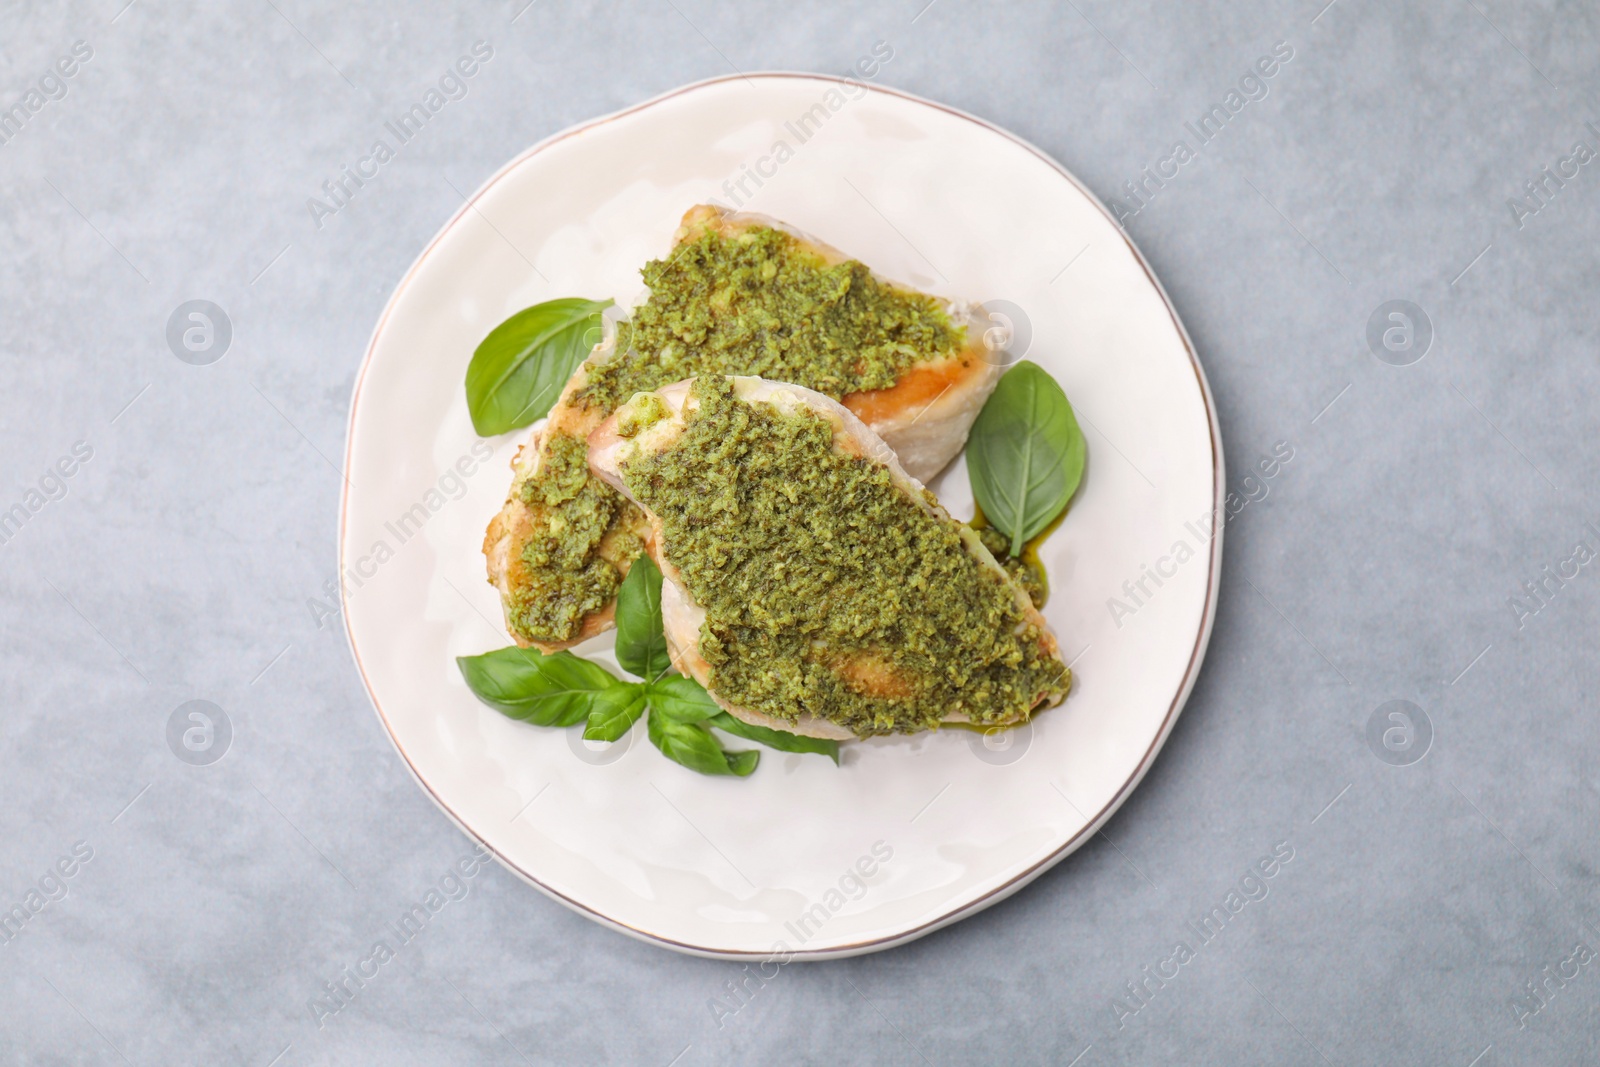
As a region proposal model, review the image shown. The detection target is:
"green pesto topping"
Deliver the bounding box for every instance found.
[616,393,668,438]
[618,377,1067,737]
[574,224,964,415]
[508,432,638,644]
[975,525,1047,608]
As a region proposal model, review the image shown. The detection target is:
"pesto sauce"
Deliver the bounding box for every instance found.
[619,377,1067,737]
[575,224,963,414]
[508,432,633,643]
[974,521,1048,608]
[616,393,668,438]
[516,221,967,643]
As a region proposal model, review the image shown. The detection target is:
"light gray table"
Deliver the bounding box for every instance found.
[3,1,1597,1063]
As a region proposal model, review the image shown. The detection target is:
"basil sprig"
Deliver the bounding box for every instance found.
[582,686,648,742]
[613,556,671,682]
[456,556,839,776]
[647,673,723,722]
[966,360,1086,556]
[707,711,840,764]
[455,646,623,727]
[648,712,759,777]
[464,297,611,436]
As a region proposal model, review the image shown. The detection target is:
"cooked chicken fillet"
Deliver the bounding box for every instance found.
[481,388,653,649]
[588,376,1069,740]
[485,204,1003,653]
[671,205,1001,479]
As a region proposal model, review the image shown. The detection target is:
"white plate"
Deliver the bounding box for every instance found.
[340,74,1222,959]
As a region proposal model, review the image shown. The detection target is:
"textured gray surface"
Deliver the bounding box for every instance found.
[2,0,1598,1063]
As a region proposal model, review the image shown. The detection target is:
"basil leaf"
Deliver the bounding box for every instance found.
[724,749,760,776]
[709,711,840,764]
[647,674,723,723]
[647,711,758,777]
[583,685,648,742]
[614,556,670,682]
[464,297,612,436]
[966,360,1086,556]
[456,646,622,727]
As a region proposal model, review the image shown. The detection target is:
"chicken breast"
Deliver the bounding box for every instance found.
[485,205,1003,653]
[667,205,1001,479]
[588,375,1069,740]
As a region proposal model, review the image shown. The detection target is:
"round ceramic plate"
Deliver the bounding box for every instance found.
[341,73,1222,959]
